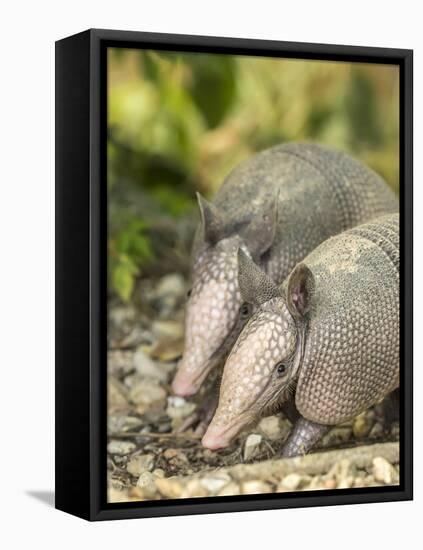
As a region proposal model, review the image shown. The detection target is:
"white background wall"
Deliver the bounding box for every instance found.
[0,1,420,547]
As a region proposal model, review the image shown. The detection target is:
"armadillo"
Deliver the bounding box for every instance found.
[171,143,398,406]
[202,213,399,456]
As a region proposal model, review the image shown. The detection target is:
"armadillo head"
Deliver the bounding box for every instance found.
[202,251,314,450]
[172,193,278,397]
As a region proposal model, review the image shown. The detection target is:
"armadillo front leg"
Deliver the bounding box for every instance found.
[280,399,300,425]
[281,416,329,457]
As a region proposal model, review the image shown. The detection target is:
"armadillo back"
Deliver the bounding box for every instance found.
[295,213,399,425]
[211,143,398,284]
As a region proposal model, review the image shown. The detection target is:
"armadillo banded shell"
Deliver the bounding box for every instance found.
[207,142,397,285]
[295,213,399,425]
[193,143,397,260]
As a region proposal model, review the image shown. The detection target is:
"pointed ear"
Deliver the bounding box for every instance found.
[286,263,315,319]
[196,192,228,245]
[238,249,281,306]
[243,193,278,261]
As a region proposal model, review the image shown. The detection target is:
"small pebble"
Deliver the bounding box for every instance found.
[163,448,189,465]
[278,473,302,491]
[133,348,168,382]
[155,477,184,499]
[181,480,209,498]
[326,459,355,485]
[373,456,396,484]
[321,427,352,447]
[241,480,273,495]
[353,412,373,438]
[243,434,262,461]
[108,414,143,434]
[258,416,285,440]
[154,274,186,303]
[152,320,183,339]
[107,440,136,455]
[108,487,130,503]
[108,378,129,411]
[136,471,159,499]
[128,380,167,412]
[369,422,384,439]
[200,475,231,495]
[127,454,155,476]
[217,482,241,496]
[166,396,197,422]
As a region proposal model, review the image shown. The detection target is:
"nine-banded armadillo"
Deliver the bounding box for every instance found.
[202,213,399,456]
[171,143,398,407]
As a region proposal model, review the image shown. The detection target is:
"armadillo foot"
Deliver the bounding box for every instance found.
[281,416,329,457]
[176,391,218,436]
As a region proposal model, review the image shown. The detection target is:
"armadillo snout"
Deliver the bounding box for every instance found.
[201,426,229,450]
[202,420,241,450]
[171,366,202,397]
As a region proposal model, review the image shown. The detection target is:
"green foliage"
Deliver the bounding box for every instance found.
[187,54,236,128]
[110,219,154,302]
[108,49,399,302]
[344,69,382,148]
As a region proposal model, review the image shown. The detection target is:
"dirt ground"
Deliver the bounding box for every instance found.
[107,273,400,502]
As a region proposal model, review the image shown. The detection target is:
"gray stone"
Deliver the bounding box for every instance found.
[127,454,155,476]
[136,471,159,498]
[241,480,272,494]
[133,348,168,382]
[155,274,186,300]
[107,440,136,455]
[108,415,143,434]
[243,433,262,461]
[217,482,241,496]
[108,350,134,376]
[278,473,302,491]
[200,474,231,495]
[107,378,129,411]
[166,396,197,421]
[128,380,167,412]
[155,477,184,499]
[258,416,285,440]
[373,456,397,484]
[352,412,374,438]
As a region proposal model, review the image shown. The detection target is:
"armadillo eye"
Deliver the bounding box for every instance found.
[186,288,192,298]
[276,362,287,375]
[240,303,251,318]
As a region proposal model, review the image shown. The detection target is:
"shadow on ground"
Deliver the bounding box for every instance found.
[26,491,55,508]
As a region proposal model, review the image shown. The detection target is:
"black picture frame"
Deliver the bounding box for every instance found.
[55,28,413,521]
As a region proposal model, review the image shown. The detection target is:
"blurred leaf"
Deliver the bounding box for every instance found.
[116,219,154,264]
[186,55,236,128]
[112,255,139,302]
[344,70,382,148]
[306,106,334,137]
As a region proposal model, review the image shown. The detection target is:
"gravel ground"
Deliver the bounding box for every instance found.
[107,273,400,502]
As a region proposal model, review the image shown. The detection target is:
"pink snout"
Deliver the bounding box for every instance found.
[171,370,198,397]
[201,425,231,451]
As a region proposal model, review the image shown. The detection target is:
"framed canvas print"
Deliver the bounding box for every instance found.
[55,29,413,521]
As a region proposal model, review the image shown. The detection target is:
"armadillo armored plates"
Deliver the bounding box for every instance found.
[202,213,399,456]
[172,143,398,407]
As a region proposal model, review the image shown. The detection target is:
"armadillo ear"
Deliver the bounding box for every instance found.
[286,263,315,319]
[243,192,278,261]
[196,192,228,245]
[238,249,281,306]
